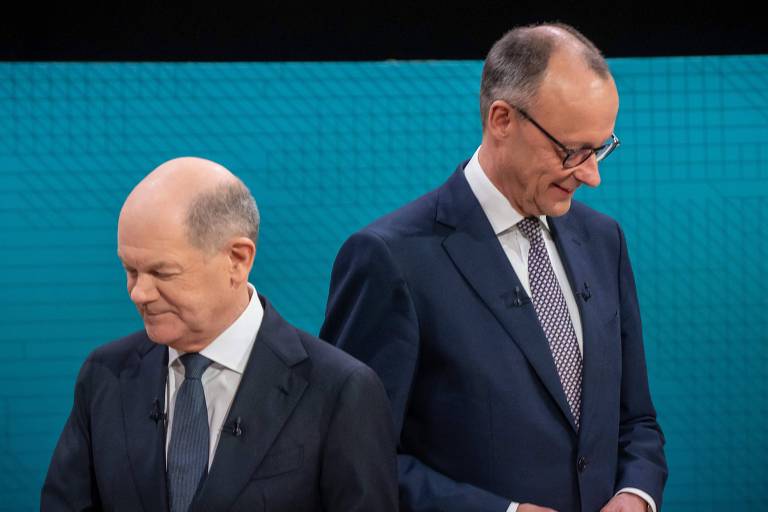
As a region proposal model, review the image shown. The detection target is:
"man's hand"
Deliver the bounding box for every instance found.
[519,504,558,512]
[600,493,648,512]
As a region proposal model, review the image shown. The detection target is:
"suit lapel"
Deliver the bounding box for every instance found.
[192,298,308,512]
[549,212,610,440]
[120,335,169,512]
[438,168,577,431]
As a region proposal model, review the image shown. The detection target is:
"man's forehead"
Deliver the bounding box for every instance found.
[117,200,191,244]
[532,69,618,138]
[536,67,615,104]
[117,247,184,269]
[118,200,186,230]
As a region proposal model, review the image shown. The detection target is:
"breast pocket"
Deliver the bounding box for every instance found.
[251,445,303,480]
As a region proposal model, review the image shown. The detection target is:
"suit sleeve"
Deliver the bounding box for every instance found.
[41,359,102,511]
[614,224,669,509]
[320,365,399,512]
[321,230,511,512]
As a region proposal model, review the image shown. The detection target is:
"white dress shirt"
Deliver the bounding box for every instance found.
[464,149,584,354]
[464,148,655,512]
[165,283,263,469]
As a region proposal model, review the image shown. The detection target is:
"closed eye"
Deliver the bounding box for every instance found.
[150,270,176,279]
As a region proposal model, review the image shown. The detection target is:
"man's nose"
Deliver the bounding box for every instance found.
[129,273,158,305]
[573,155,601,188]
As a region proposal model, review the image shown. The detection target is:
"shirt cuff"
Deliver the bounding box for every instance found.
[506,501,519,512]
[616,487,656,512]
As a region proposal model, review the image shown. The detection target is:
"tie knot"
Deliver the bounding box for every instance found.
[180,353,212,380]
[518,217,544,245]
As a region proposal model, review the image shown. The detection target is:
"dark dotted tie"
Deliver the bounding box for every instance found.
[167,353,213,512]
[518,217,583,428]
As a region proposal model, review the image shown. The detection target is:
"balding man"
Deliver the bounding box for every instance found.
[321,24,667,512]
[42,157,398,512]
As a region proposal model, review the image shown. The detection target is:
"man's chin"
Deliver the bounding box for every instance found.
[143,326,181,347]
[534,206,571,219]
[540,184,576,217]
[544,197,573,218]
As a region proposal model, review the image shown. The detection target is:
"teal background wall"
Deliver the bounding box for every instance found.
[1,56,766,509]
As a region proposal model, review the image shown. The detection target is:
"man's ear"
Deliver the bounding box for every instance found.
[486,100,517,140]
[226,237,256,286]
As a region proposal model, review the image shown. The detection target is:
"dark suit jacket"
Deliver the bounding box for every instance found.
[321,164,668,512]
[42,295,398,512]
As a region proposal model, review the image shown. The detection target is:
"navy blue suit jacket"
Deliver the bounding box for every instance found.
[42,295,398,512]
[321,165,668,511]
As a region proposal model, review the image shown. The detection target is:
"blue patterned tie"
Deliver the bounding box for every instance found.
[518,217,583,428]
[167,353,212,512]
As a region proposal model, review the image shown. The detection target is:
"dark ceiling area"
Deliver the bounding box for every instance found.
[2,2,765,60]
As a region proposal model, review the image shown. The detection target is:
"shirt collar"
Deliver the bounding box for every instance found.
[168,283,264,374]
[464,146,550,235]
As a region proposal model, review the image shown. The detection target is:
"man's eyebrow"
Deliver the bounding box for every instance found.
[148,262,182,270]
[116,259,182,271]
[559,130,614,150]
[570,136,611,150]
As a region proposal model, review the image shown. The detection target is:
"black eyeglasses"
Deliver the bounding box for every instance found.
[514,106,620,169]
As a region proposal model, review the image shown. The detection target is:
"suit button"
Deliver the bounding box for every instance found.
[577,456,587,473]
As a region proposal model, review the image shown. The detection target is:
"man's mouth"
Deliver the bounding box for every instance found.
[144,310,169,316]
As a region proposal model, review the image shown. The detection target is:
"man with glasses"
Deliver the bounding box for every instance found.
[322,23,667,512]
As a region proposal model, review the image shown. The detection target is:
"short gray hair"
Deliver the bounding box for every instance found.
[479,22,610,126]
[185,180,260,254]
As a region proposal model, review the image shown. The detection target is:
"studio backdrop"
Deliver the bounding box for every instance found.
[0,56,766,510]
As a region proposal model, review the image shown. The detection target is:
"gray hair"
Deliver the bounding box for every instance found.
[479,22,611,126]
[185,180,260,254]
